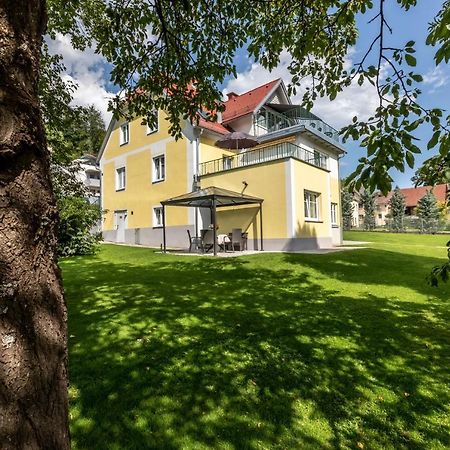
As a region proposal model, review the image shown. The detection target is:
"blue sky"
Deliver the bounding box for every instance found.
[221,1,450,188]
[50,1,449,188]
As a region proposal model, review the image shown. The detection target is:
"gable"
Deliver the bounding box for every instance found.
[222,79,281,123]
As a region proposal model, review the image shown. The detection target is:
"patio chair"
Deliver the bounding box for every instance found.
[217,234,232,252]
[202,230,215,253]
[231,228,244,251]
[187,229,202,253]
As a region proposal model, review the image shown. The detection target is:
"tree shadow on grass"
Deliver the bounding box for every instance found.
[283,247,450,301]
[61,251,450,449]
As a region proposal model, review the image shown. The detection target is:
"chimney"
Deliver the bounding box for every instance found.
[227,92,238,100]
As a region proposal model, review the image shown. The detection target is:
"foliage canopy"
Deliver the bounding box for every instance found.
[46,0,450,195]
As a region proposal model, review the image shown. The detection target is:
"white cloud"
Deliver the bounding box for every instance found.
[223,51,382,129]
[423,66,449,93]
[47,34,114,124]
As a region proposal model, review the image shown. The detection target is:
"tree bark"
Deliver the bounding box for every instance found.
[0,1,69,449]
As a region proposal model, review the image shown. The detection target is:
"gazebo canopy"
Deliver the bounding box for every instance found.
[161,186,263,208]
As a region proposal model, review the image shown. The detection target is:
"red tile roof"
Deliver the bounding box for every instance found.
[376,184,449,207]
[198,118,230,135]
[222,79,281,123]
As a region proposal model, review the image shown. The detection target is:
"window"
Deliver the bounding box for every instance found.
[120,122,129,145]
[116,167,126,190]
[304,190,320,220]
[153,155,165,182]
[146,111,159,134]
[153,207,163,227]
[331,202,338,225]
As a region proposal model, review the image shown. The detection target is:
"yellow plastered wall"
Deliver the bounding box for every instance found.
[104,111,173,159]
[200,137,235,163]
[102,111,189,230]
[293,160,331,238]
[200,161,287,239]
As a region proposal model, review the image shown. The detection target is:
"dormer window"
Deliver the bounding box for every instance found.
[120,122,129,145]
[146,111,159,135]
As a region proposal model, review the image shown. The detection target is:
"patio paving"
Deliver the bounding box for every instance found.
[160,245,367,257]
[103,242,367,257]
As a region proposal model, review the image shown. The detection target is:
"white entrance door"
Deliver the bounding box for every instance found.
[115,210,127,242]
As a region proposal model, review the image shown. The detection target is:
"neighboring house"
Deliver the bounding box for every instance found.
[74,154,101,205]
[356,184,449,227]
[98,79,345,251]
[374,194,390,227]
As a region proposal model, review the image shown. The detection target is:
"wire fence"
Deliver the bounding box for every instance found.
[351,217,450,234]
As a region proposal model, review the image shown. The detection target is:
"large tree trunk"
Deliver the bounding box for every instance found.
[0,1,69,449]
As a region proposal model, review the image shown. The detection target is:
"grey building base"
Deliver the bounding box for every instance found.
[246,237,333,251]
[103,225,195,249]
[103,229,335,252]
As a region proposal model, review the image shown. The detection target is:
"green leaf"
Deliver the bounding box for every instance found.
[427,131,440,150]
[405,152,415,169]
[405,54,417,66]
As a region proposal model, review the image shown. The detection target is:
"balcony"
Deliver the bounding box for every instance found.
[198,141,328,177]
[253,105,340,143]
[84,177,100,188]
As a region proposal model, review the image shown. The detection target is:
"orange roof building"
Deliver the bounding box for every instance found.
[99,78,346,251]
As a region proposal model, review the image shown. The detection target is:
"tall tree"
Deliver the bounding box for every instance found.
[47,105,106,162]
[361,190,376,231]
[417,190,440,234]
[71,105,105,156]
[341,188,354,231]
[0,2,69,448]
[388,186,406,232]
[47,0,450,194]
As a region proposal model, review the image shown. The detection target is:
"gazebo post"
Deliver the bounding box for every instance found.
[162,204,166,253]
[259,202,264,251]
[212,198,217,256]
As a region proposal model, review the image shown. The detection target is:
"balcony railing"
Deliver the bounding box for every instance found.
[253,106,340,142]
[84,177,100,188]
[198,141,328,176]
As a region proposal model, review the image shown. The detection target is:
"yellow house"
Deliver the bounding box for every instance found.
[98,79,345,251]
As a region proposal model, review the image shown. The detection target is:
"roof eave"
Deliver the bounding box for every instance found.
[97,118,116,163]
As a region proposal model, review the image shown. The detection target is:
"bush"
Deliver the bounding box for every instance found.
[57,196,101,256]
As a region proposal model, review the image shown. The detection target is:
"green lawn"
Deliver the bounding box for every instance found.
[61,232,450,449]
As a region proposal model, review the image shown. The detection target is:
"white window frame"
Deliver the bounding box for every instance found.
[153,154,165,182]
[119,122,129,145]
[304,190,320,221]
[331,202,338,225]
[153,206,163,228]
[116,166,126,191]
[146,111,159,135]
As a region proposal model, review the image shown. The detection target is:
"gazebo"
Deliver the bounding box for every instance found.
[160,186,264,255]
